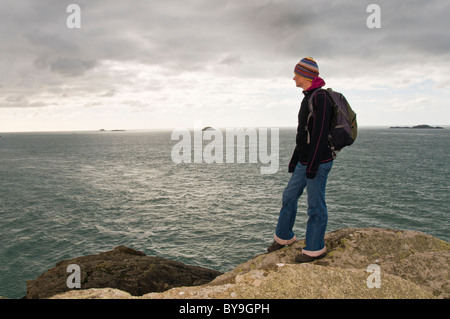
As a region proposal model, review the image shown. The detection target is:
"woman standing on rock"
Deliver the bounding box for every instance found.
[268,57,334,263]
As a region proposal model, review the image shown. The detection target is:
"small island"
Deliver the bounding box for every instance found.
[99,129,126,132]
[390,124,443,129]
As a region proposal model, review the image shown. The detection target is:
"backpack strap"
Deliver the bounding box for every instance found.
[306,88,338,159]
[306,88,324,144]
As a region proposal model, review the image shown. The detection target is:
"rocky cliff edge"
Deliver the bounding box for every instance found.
[28,228,449,299]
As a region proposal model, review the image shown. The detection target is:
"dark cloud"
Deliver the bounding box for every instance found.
[3,1,449,69]
[0,0,449,109]
[49,58,98,77]
[34,56,98,76]
[220,54,243,66]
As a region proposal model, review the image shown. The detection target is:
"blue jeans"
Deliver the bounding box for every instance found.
[274,161,333,254]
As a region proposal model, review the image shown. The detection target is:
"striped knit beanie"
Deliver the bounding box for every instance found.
[294,57,319,80]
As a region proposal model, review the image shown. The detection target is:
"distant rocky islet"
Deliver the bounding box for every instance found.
[390,124,443,129]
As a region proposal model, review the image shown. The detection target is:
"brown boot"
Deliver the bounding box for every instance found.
[294,252,327,263]
[267,241,285,253]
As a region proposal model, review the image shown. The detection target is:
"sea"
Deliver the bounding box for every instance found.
[0,127,449,299]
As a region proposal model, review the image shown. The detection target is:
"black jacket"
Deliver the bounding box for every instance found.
[288,77,334,178]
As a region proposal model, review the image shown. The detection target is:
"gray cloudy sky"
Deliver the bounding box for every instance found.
[1,0,449,132]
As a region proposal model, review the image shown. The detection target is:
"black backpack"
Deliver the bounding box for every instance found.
[307,88,357,158]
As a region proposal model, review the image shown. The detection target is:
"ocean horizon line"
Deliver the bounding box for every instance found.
[1,125,449,134]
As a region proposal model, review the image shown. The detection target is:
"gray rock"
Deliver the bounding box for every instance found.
[26,245,222,299]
